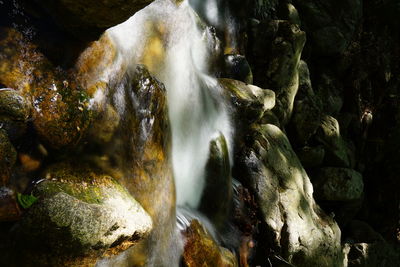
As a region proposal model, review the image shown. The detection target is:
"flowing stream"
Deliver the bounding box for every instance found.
[95,0,233,265]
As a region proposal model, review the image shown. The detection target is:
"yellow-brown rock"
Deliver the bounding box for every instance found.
[183,220,238,267]
[0,27,91,149]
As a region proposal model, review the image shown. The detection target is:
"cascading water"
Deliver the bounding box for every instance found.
[93,0,234,265]
[99,0,232,209]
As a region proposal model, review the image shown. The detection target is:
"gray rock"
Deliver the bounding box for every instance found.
[314,168,363,202]
[235,124,343,267]
[220,78,275,123]
[10,163,152,266]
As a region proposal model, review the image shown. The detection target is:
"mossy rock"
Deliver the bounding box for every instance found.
[7,162,152,267]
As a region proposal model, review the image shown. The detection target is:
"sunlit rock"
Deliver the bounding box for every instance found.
[183,219,238,267]
[220,78,275,124]
[7,162,152,267]
[235,123,343,266]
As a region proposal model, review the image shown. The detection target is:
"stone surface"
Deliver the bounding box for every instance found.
[234,124,343,267]
[220,78,275,124]
[316,115,354,167]
[183,219,238,267]
[313,168,363,202]
[248,20,306,125]
[199,133,232,229]
[222,54,253,84]
[0,27,92,149]
[8,163,152,266]
[296,145,325,169]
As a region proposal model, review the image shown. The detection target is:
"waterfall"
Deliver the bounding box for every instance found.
[94,0,233,265]
[106,0,232,208]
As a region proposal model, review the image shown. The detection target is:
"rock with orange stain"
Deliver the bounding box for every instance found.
[183,220,238,267]
[19,154,41,172]
[0,27,92,149]
[0,187,21,222]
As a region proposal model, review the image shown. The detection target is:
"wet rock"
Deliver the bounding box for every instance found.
[0,27,92,149]
[316,115,354,167]
[313,168,363,202]
[234,124,343,266]
[223,54,253,84]
[0,88,31,138]
[9,162,152,266]
[296,145,325,169]
[248,20,306,125]
[28,0,155,36]
[292,0,362,55]
[0,130,17,186]
[220,78,275,124]
[199,133,232,228]
[0,187,21,222]
[183,219,238,267]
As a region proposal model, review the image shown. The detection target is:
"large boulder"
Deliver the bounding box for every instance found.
[234,124,343,266]
[6,163,152,267]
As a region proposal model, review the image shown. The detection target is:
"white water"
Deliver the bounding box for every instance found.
[102,0,232,208]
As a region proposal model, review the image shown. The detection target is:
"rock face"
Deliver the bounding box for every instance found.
[220,78,275,126]
[248,20,306,125]
[234,124,343,266]
[7,163,152,266]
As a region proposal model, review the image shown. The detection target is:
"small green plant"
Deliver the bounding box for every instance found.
[17,193,38,209]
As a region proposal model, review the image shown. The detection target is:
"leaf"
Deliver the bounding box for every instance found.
[17,193,38,209]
